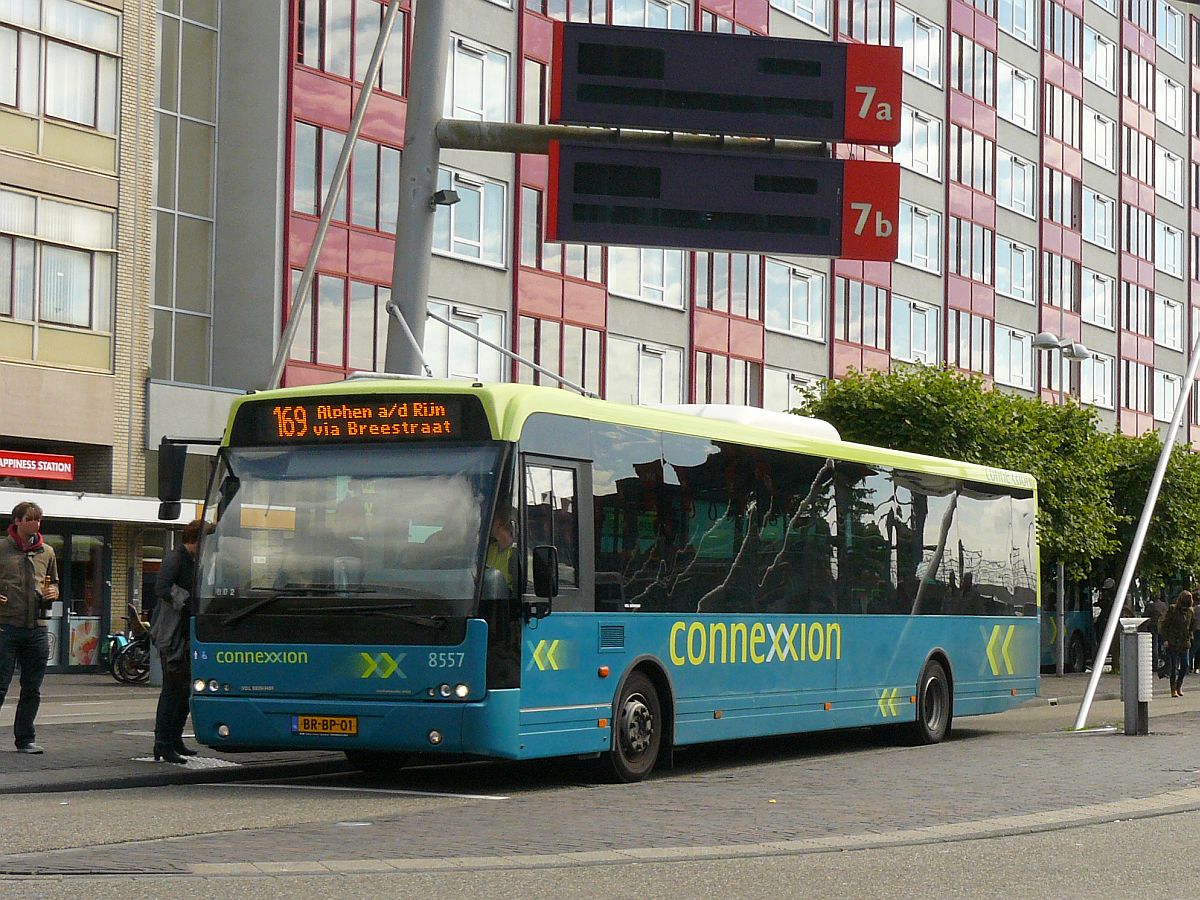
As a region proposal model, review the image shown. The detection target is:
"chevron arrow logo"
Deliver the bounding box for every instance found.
[986,624,1016,676]
[876,687,900,717]
[358,651,406,679]
[529,639,562,672]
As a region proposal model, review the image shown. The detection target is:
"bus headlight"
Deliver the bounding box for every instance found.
[454,683,469,699]
[438,683,452,697]
[207,679,220,693]
[193,679,207,693]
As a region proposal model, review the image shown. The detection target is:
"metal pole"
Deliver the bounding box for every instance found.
[385,0,451,375]
[1056,560,1065,677]
[1074,326,1200,729]
[266,0,403,389]
[382,302,433,377]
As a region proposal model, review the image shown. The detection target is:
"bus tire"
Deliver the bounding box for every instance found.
[605,671,662,783]
[344,750,409,774]
[1066,633,1086,673]
[909,659,952,745]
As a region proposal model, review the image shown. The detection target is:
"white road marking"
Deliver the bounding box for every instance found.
[197,782,508,800]
[60,701,114,706]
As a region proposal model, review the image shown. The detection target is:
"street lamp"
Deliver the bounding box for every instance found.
[1033,330,1090,678]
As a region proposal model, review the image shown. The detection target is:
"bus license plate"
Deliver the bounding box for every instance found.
[291,714,358,736]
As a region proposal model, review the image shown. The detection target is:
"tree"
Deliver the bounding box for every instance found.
[797,367,1118,578]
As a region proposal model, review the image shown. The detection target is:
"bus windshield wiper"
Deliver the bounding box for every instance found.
[222,584,370,626]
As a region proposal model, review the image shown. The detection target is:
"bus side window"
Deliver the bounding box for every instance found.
[524,464,578,589]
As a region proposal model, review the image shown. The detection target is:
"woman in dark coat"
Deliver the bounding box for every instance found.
[151,519,205,763]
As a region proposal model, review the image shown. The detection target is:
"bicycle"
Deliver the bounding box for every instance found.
[110,604,152,684]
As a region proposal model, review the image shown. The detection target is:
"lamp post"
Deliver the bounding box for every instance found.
[1032,331,1090,677]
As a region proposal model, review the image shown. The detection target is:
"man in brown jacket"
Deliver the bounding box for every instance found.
[0,501,60,753]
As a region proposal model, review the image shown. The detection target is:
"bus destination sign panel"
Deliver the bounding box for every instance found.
[230,394,492,446]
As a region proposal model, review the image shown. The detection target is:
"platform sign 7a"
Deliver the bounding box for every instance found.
[551,22,903,145]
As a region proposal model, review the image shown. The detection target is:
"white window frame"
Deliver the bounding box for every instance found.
[1079,352,1114,409]
[1155,72,1184,132]
[891,294,939,365]
[1081,268,1114,329]
[897,202,941,274]
[609,247,687,307]
[762,367,821,411]
[1154,295,1183,349]
[1155,222,1183,277]
[894,5,942,85]
[998,0,1035,44]
[1082,107,1115,171]
[614,0,692,30]
[425,300,506,382]
[432,167,507,266]
[605,336,683,405]
[1156,0,1184,59]
[997,62,1036,131]
[1155,147,1184,206]
[995,325,1034,389]
[897,106,942,180]
[996,237,1035,303]
[444,35,509,123]
[1154,370,1181,421]
[1081,189,1115,249]
[768,0,831,33]
[996,150,1036,217]
[764,259,826,340]
[1082,26,1115,92]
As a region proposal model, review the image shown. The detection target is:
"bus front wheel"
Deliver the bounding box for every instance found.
[605,671,662,783]
[909,660,952,745]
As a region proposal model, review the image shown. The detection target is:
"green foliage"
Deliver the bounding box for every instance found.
[797,366,1120,579]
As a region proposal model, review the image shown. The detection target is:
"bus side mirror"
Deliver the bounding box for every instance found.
[525,545,558,620]
[158,438,188,520]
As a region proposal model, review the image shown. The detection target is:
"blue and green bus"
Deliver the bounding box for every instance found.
[168,380,1040,781]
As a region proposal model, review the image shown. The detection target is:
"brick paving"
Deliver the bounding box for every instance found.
[2,671,1198,875]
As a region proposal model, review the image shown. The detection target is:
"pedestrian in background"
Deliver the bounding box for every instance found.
[150,519,205,764]
[1191,590,1200,673]
[0,501,59,754]
[1160,589,1195,698]
[1148,593,1169,677]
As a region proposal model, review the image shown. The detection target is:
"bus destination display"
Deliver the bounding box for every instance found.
[231,394,491,445]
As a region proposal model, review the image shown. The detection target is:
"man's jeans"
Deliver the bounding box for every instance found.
[0,624,49,748]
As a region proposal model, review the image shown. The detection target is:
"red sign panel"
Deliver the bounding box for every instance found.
[840,159,901,262]
[0,451,75,482]
[842,44,903,145]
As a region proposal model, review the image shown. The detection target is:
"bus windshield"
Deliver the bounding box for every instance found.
[197,443,506,620]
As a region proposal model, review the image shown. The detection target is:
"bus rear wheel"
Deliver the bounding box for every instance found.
[909,660,952,745]
[344,750,409,774]
[605,672,662,783]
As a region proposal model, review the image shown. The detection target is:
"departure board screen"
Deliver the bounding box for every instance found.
[229,395,492,446]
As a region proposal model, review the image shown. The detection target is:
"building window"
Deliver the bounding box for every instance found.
[520,187,602,281]
[997,62,1037,131]
[897,107,942,180]
[1155,147,1183,205]
[1155,222,1183,277]
[995,326,1033,389]
[1044,1,1081,66]
[426,301,506,381]
[1154,370,1181,421]
[833,278,888,349]
[763,368,820,411]
[1122,281,1152,335]
[1081,268,1114,329]
[292,121,351,222]
[949,218,993,283]
[613,0,691,29]
[1155,294,1183,349]
[996,237,1035,303]
[610,247,686,306]
[1122,360,1151,412]
[432,167,506,265]
[769,0,830,33]
[1155,72,1184,132]
[891,295,939,365]
[0,189,114,334]
[1082,108,1115,170]
[695,353,760,405]
[1121,126,1153,183]
[1042,167,1080,228]
[695,253,761,319]
[1121,204,1152,260]
[522,58,546,125]
[606,336,682,404]
[1122,48,1153,108]
[1044,83,1081,148]
[998,0,1036,44]
[897,202,941,273]
[1043,253,1079,311]
[894,6,942,84]
[0,0,119,133]
[1090,0,1115,13]
[1080,353,1114,408]
[1082,26,1115,91]
[996,150,1036,217]
[1156,0,1184,58]
[518,316,602,395]
[765,260,825,339]
[525,0,606,21]
[840,0,893,44]
[349,138,401,234]
[1081,189,1115,250]
[947,310,992,375]
[950,35,994,104]
[445,35,509,122]
[949,126,993,194]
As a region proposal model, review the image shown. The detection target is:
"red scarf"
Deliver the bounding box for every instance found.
[7,524,42,553]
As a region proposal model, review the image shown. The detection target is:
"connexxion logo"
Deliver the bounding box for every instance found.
[669,620,842,668]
